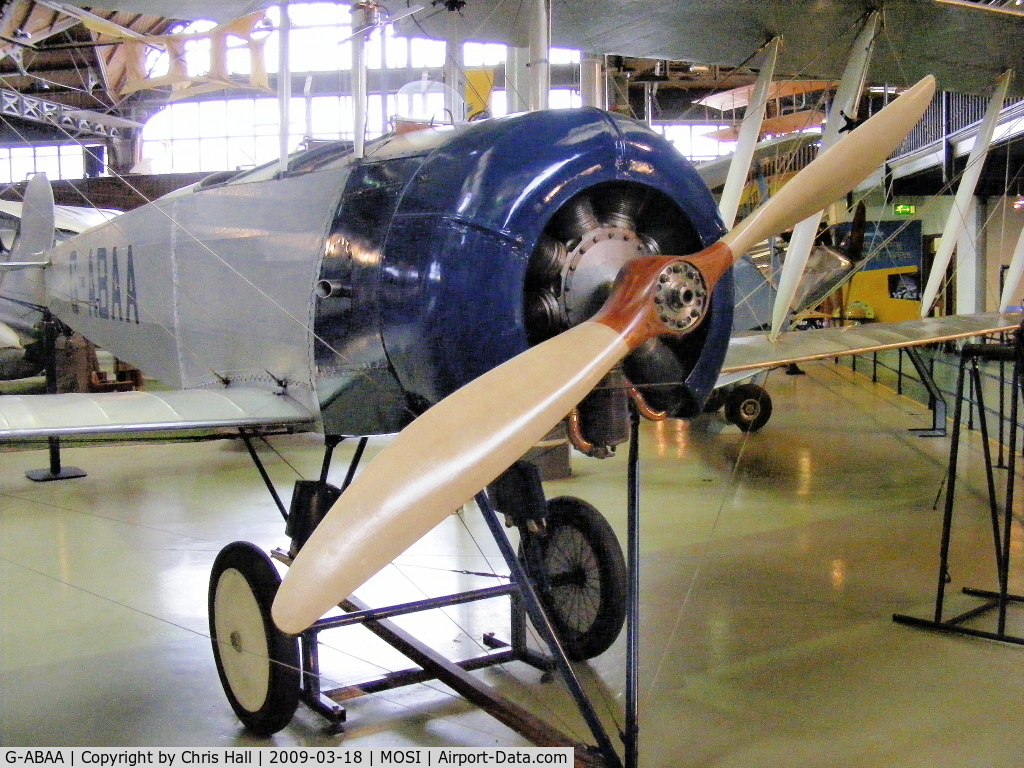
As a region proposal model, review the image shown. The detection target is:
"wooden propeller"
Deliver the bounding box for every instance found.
[271,75,936,635]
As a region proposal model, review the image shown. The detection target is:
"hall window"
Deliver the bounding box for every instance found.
[656,124,737,163]
[138,2,592,173]
[0,145,87,183]
[145,2,445,78]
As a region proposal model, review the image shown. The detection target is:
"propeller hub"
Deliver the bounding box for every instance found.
[561,227,650,326]
[654,259,708,333]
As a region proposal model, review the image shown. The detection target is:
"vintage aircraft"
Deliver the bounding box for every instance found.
[2,71,1018,762]
[2,1,1024,764]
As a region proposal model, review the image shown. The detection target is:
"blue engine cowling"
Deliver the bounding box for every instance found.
[315,108,731,436]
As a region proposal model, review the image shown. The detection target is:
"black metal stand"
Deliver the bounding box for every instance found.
[247,435,622,766]
[894,335,1024,645]
[624,406,641,768]
[905,346,947,437]
[25,310,86,482]
[270,548,560,739]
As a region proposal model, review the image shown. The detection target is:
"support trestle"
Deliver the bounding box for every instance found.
[25,309,86,482]
[894,329,1024,644]
[233,433,634,768]
[905,346,947,437]
[268,545,558,733]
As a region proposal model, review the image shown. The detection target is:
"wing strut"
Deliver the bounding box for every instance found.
[921,69,1014,316]
[1000,225,1024,312]
[719,37,781,228]
[770,11,879,341]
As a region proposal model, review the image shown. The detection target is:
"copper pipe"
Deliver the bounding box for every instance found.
[567,407,601,457]
[627,386,667,421]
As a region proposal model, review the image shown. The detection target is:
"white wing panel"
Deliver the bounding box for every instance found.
[722,313,1022,375]
[0,322,21,349]
[0,388,315,440]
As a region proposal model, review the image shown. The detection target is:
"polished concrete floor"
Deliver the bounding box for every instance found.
[2,361,1023,766]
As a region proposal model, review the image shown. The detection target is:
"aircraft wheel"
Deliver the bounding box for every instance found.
[523,496,627,660]
[209,541,300,736]
[724,383,772,433]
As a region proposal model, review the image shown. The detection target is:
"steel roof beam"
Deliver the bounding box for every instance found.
[0,87,120,139]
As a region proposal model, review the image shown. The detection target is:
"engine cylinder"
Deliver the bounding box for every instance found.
[576,367,631,450]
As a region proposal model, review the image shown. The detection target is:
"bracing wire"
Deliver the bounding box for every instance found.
[0,15,607,746]
[640,365,784,707]
[6,0,1024,752]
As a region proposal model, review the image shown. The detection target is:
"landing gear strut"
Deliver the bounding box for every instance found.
[210,438,628,766]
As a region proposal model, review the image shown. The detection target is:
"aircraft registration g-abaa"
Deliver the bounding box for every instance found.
[1,3,1023,766]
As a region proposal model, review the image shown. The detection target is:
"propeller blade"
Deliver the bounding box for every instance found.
[724,75,936,307]
[272,75,937,635]
[273,323,628,634]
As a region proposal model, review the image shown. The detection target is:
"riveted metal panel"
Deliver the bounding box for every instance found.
[46,166,348,416]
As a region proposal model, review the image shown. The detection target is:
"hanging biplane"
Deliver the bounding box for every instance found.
[2,0,1024,765]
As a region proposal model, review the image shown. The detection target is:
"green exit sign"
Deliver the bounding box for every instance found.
[894,203,916,216]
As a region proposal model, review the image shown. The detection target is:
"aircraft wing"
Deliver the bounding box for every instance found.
[66,1,1024,94]
[0,201,120,237]
[695,133,818,191]
[0,388,315,440]
[402,0,1024,97]
[62,1,268,23]
[721,312,1022,375]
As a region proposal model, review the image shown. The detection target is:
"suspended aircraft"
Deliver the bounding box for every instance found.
[2,1,1024,763]
[398,0,1024,97]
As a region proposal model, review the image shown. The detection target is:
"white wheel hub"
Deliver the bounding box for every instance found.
[214,568,271,713]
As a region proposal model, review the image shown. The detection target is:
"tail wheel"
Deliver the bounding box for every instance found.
[523,496,627,661]
[724,383,773,433]
[209,541,300,736]
[523,182,707,417]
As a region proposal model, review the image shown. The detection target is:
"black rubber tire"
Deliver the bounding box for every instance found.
[724,383,773,433]
[209,541,300,736]
[524,496,627,661]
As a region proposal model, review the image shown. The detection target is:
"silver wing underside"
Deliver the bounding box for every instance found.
[66,1,1024,95]
[722,312,1022,375]
[65,1,270,22]
[401,0,1024,97]
[0,387,315,440]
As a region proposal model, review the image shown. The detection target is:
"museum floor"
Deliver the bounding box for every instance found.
[2,360,1023,767]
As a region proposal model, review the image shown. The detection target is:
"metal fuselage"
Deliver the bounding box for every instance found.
[43,109,732,435]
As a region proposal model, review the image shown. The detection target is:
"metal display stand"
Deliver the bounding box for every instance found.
[231,429,647,768]
[905,346,947,437]
[25,310,86,482]
[893,331,1024,644]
